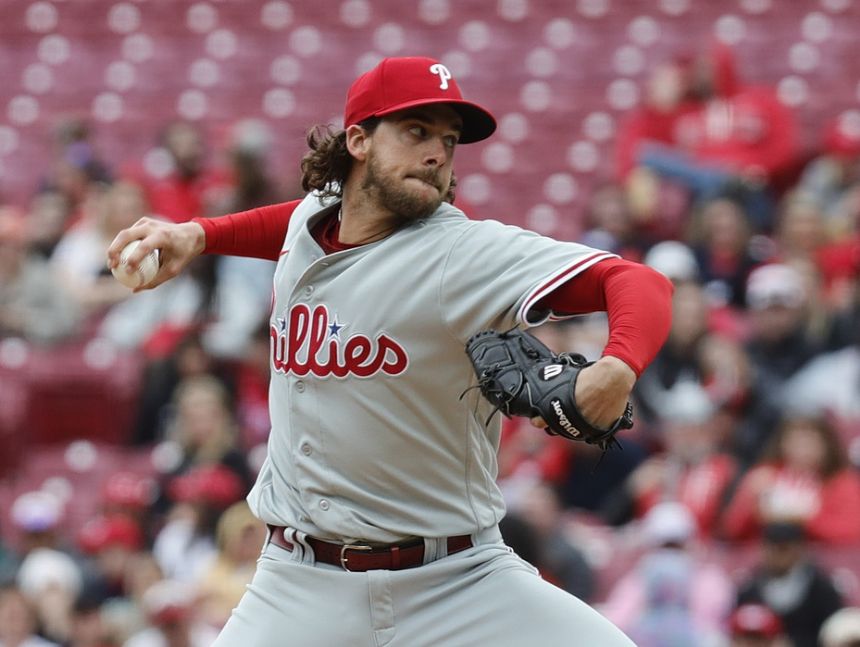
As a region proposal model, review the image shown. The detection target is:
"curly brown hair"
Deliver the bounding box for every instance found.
[299,118,457,203]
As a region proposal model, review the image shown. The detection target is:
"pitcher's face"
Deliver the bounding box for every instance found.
[361,105,461,221]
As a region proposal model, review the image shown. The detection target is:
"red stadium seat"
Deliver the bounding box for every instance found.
[0,0,858,220]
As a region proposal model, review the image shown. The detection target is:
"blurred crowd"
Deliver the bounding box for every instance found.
[1,41,860,647]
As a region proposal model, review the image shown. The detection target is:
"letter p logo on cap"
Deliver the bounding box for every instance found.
[429,63,452,90]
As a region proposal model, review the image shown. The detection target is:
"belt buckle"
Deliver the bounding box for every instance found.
[339,543,373,571]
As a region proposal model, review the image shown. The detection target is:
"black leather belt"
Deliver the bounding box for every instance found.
[267,525,472,572]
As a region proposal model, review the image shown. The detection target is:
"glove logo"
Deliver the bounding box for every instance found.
[542,364,564,380]
[464,328,630,449]
[550,398,580,438]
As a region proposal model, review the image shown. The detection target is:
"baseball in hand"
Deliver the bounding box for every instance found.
[112,239,160,289]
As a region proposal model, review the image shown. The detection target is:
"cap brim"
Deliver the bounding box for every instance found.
[374,98,496,144]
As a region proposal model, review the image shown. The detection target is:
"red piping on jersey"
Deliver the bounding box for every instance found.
[517,251,616,324]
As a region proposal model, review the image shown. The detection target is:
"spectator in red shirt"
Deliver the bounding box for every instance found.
[679,44,799,189]
[603,379,737,537]
[615,57,699,181]
[146,121,228,223]
[635,43,801,231]
[722,415,860,544]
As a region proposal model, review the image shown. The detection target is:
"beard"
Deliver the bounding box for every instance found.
[361,153,447,222]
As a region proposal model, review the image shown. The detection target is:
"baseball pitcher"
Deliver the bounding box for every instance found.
[108,56,673,646]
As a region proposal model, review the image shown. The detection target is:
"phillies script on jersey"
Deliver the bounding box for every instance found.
[271,303,409,378]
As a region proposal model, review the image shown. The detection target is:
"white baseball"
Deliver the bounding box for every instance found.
[112,239,160,289]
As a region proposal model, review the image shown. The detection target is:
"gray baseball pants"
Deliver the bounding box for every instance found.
[212,526,635,646]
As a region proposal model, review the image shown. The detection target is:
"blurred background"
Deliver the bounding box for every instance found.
[1,1,860,646]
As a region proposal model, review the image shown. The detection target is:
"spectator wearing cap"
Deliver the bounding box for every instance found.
[745,264,819,371]
[739,263,824,462]
[643,240,700,285]
[194,502,266,629]
[15,548,84,645]
[728,603,787,647]
[0,584,60,647]
[77,515,145,602]
[0,208,79,344]
[123,580,218,647]
[603,378,738,539]
[820,607,860,647]
[9,491,67,557]
[99,472,158,545]
[600,502,733,647]
[152,464,244,583]
[722,415,860,544]
[735,521,844,647]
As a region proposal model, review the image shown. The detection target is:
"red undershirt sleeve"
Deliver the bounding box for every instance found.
[191,199,301,261]
[537,257,674,377]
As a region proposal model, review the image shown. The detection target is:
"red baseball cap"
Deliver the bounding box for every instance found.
[729,604,783,638]
[168,464,245,508]
[102,471,157,509]
[344,56,496,144]
[78,515,144,553]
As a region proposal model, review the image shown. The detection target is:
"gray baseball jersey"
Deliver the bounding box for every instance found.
[246,193,615,544]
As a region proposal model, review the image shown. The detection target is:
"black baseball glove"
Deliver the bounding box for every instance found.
[463,328,633,450]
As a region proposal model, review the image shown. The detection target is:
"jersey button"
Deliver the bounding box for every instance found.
[304,285,314,296]
[319,499,330,511]
[301,443,312,456]
[296,381,305,393]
